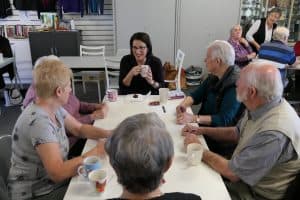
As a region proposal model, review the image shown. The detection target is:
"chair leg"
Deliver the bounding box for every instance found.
[83,81,87,94]
[97,81,101,102]
[72,79,76,95]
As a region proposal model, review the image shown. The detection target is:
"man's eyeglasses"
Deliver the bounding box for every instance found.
[132,46,147,51]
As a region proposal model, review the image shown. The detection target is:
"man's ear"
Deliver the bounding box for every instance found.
[248,86,257,98]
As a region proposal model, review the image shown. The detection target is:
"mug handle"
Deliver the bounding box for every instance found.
[77,165,88,178]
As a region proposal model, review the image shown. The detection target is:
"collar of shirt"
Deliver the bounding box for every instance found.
[248,97,282,120]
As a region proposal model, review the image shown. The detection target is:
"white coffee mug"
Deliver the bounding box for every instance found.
[107,89,118,102]
[88,169,107,193]
[187,143,203,166]
[0,53,3,62]
[77,156,101,178]
[140,65,149,77]
[159,88,169,104]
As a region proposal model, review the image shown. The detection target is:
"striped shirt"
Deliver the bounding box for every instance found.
[258,40,296,67]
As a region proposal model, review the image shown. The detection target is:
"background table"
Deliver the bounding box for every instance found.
[64,95,231,200]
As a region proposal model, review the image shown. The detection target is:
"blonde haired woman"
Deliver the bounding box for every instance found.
[8,59,110,199]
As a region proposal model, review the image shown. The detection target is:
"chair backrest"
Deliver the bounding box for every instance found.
[105,58,120,90]
[175,49,185,91]
[294,41,300,57]
[0,135,12,200]
[80,45,105,56]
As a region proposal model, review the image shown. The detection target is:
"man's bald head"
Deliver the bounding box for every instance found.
[240,61,283,102]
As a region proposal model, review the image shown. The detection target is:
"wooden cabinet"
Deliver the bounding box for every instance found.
[29,31,81,64]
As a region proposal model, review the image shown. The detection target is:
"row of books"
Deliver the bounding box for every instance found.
[0,25,36,39]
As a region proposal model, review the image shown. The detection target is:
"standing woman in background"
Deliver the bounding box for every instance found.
[119,32,165,95]
[246,7,282,52]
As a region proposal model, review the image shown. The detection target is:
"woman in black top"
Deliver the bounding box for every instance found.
[245,7,281,52]
[119,32,164,95]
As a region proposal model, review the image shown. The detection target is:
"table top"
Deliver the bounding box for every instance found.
[59,56,122,70]
[63,95,231,200]
[0,57,14,68]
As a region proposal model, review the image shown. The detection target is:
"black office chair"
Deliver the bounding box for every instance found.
[0,135,12,200]
[0,36,14,90]
[283,172,300,200]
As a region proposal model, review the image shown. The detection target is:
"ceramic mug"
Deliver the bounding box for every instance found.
[88,169,107,193]
[77,156,101,178]
[140,65,149,77]
[107,89,118,102]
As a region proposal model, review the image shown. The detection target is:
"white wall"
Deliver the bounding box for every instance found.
[115,0,176,63]
[114,0,241,68]
[179,0,241,67]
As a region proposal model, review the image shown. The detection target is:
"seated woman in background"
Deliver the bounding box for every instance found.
[119,32,165,95]
[105,113,201,200]
[228,24,256,68]
[23,55,108,150]
[8,58,111,200]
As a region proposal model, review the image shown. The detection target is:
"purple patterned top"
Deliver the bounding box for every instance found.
[228,38,253,68]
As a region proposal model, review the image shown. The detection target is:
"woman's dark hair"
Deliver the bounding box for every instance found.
[130,32,153,57]
[267,7,282,18]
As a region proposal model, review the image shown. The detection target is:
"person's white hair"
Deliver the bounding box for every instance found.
[34,55,59,69]
[244,61,283,101]
[272,26,289,42]
[230,24,242,35]
[208,40,235,66]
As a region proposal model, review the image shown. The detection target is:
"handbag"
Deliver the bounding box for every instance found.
[163,62,187,90]
[7,88,23,105]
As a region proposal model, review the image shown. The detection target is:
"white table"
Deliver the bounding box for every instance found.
[0,57,14,69]
[64,95,231,200]
[59,56,122,71]
[59,56,106,71]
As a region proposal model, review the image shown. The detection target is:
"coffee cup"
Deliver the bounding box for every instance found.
[107,89,118,102]
[140,65,149,77]
[187,143,203,166]
[0,53,3,62]
[88,169,107,193]
[77,156,101,178]
[159,88,169,104]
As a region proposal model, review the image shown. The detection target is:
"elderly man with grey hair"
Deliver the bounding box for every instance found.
[105,113,201,200]
[176,40,243,156]
[258,26,297,84]
[183,61,300,200]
